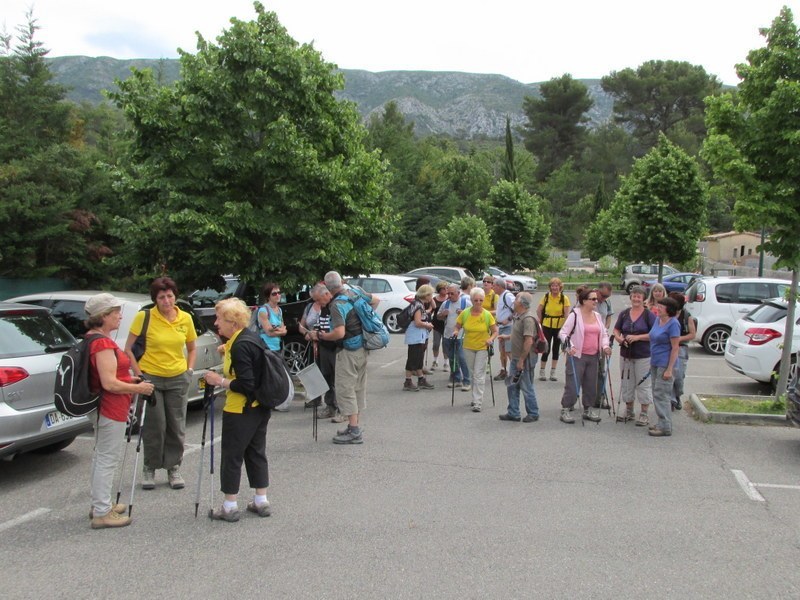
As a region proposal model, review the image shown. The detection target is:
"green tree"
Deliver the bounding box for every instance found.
[477,180,550,270]
[501,115,516,182]
[521,74,593,181]
[601,60,722,152]
[434,215,494,276]
[109,2,393,290]
[703,6,800,396]
[588,134,708,271]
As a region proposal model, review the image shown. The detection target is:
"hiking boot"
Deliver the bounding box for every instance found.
[498,413,521,422]
[494,369,507,381]
[208,505,240,522]
[584,408,602,423]
[304,398,322,409]
[168,467,185,490]
[672,397,683,411]
[635,413,649,427]
[331,411,347,423]
[560,408,575,424]
[141,468,155,490]
[417,378,435,390]
[447,381,462,389]
[461,384,471,392]
[246,501,272,518]
[333,426,363,444]
[442,363,449,372]
[317,406,335,419]
[89,503,127,519]
[91,509,132,529]
[648,428,672,437]
[625,408,636,421]
[471,405,482,413]
[539,371,547,381]
[403,380,419,392]
[522,415,539,423]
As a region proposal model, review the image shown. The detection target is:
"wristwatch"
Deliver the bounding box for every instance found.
[187,368,194,376]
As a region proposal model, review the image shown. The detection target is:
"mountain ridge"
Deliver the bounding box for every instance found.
[47,56,614,138]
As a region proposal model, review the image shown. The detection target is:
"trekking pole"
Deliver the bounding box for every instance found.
[115,393,139,506]
[487,344,495,407]
[208,391,216,512]
[605,355,616,418]
[607,356,618,419]
[128,385,153,518]
[450,337,458,407]
[194,384,214,518]
[567,352,583,427]
[312,339,319,442]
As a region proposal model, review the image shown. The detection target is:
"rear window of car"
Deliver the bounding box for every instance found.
[0,311,74,359]
[745,303,786,324]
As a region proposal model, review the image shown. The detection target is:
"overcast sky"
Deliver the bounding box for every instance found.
[3,1,797,85]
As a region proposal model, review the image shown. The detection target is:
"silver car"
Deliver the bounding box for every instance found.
[7,291,222,404]
[0,303,94,459]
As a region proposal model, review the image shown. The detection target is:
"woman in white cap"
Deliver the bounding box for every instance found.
[85,293,154,529]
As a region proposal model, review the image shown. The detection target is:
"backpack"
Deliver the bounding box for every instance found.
[53,334,105,417]
[239,338,294,410]
[246,306,262,333]
[396,301,419,330]
[530,316,548,354]
[130,309,150,361]
[341,289,390,351]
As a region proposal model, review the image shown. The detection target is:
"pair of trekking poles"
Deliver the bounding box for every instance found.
[114,378,154,518]
[564,339,618,427]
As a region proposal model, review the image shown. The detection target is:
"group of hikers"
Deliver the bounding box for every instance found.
[401,275,694,435]
[83,270,693,530]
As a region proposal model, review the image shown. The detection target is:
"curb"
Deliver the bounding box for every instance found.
[688,393,790,426]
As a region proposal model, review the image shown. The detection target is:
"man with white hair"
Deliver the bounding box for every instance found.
[498,292,540,423]
[492,277,516,381]
[312,271,378,444]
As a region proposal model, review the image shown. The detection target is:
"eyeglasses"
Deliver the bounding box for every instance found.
[482,280,493,283]
[271,291,282,296]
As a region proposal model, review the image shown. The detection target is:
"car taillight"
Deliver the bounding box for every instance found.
[744,328,782,346]
[0,367,29,386]
[404,294,415,303]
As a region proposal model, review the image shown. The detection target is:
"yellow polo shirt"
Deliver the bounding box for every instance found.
[457,309,496,351]
[129,307,197,377]
[222,329,255,414]
[484,289,498,313]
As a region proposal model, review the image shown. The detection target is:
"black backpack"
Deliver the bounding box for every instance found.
[396,301,420,330]
[130,309,151,361]
[239,338,294,410]
[54,334,104,417]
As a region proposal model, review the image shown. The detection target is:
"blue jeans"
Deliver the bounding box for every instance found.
[505,356,539,418]
[443,337,470,385]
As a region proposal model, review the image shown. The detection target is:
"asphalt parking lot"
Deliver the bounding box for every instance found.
[1,291,799,599]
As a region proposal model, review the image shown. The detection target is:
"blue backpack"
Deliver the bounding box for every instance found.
[340,288,390,351]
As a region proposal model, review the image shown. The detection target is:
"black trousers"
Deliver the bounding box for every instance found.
[220,409,270,495]
[317,344,337,408]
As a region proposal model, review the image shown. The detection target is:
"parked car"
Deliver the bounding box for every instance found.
[7,291,222,404]
[724,299,799,391]
[684,277,790,355]
[485,266,537,292]
[642,272,702,295]
[186,278,312,375]
[346,275,416,334]
[621,263,678,294]
[0,302,94,459]
[405,266,475,284]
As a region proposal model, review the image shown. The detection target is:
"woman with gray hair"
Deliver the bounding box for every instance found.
[453,287,498,412]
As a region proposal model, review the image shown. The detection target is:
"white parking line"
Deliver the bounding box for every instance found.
[751,483,800,491]
[732,469,766,502]
[379,359,403,369]
[183,436,221,456]
[0,508,51,533]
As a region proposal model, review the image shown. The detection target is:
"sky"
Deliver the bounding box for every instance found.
[3,1,798,85]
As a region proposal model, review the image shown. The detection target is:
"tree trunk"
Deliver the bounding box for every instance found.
[775,267,798,404]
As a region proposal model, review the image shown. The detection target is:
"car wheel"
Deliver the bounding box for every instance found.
[513,281,523,293]
[32,437,76,454]
[626,282,638,295]
[702,326,730,355]
[769,355,798,393]
[282,338,310,376]
[383,309,403,334]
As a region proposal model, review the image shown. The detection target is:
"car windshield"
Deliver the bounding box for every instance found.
[189,279,239,307]
[0,311,75,359]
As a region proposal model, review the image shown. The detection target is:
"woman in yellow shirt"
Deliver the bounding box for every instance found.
[125,277,196,491]
[203,298,271,521]
[536,277,571,382]
[453,287,498,413]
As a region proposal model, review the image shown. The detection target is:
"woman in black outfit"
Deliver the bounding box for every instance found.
[203,298,272,522]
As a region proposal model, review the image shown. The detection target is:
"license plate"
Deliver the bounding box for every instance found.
[45,411,74,428]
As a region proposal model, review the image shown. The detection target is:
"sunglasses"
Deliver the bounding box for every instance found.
[271,291,282,296]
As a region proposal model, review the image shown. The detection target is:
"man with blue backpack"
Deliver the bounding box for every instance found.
[317,271,380,445]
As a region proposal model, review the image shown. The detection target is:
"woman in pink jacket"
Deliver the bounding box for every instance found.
[558,288,612,424]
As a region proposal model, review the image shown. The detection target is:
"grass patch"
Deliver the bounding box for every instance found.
[699,396,786,415]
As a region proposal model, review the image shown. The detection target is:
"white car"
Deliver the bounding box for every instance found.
[405,266,474,283]
[684,276,790,355]
[725,298,799,391]
[346,275,416,334]
[485,266,537,292]
[7,291,222,404]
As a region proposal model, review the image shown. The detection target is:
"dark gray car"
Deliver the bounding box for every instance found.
[0,303,94,460]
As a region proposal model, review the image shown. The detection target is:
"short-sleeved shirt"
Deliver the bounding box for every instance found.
[484,289,498,313]
[129,307,197,377]
[457,309,496,351]
[330,286,373,347]
[441,295,471,337]
[89,336,133,422]
[495,290,515,326]
[539,293,570,330]
[510,311,537,359]
[649,317,681,368]
[597,298,614,328]
[614,308,656,359]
